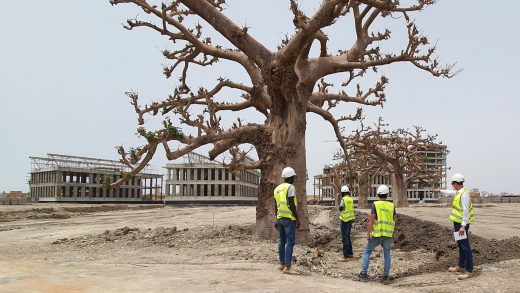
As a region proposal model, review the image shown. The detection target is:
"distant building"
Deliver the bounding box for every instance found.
[0,191,31,205]
[29,154,162,202]
[313,146,447,203]
[164,152,260,204]
[5,191,25,198]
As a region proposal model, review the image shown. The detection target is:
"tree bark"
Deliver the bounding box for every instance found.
[254,65,311,243]
[357,172,370,209]
[254,129,310,243]
[391,171,409,207]
[254,164,278,240]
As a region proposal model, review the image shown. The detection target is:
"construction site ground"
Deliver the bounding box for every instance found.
[1,203,520,293]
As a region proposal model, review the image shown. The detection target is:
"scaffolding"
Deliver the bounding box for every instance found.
[30,153,157,175]
[29,153,163,202]
[184,152,216,165]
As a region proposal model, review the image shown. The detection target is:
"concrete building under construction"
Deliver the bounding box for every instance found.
[164,152,260,204]
[29,154,162,202]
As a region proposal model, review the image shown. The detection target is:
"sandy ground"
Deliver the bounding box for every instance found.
[0,203,519,293]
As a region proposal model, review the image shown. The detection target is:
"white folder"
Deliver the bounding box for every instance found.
[453,231,468,241]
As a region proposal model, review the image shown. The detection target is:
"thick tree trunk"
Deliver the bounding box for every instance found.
[254,64,310,243]
[254,131,310,243]
[357,173,370,209]
[391,172,409,207]
[333,184,341,207]
[254,164,279,240]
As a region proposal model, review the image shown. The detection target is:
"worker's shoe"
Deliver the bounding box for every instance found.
[282,266,301,275]
[457,272,473,280]
[358,272,369,282]
[381,275,391,285]
[448,266,464,273]
[277,263,284,271]
[338,257,349,262]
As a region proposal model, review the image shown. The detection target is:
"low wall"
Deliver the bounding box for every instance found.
[0,198,34,205]
[485,196,520,203]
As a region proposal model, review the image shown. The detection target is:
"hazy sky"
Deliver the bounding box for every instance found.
[1,1,519,195]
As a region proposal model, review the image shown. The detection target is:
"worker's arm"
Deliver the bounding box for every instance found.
[460,191,471,227]
[455,191,471,236]
[338,198,344,211]
[367,212,376,241]
[434,189,456,197]
[287,185,299,227]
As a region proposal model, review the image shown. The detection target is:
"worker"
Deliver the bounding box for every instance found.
[434,173,475,280]
[358,184,396,284]
[338,185,355,262]
[274,166,300,275]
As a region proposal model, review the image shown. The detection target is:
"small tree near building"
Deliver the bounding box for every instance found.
[343,118,447,207]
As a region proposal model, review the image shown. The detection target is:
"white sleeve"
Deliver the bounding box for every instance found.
[461,191,471,226]
[439,189,456,197]
[287,185,295,197]
[339,199,344,207]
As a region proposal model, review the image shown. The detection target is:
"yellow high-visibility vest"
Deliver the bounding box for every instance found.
[274,183,297,221]
[339,196,355,222]
[449,188,475,223]
[371,200,395,238]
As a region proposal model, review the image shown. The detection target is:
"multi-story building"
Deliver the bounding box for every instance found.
[164,152,260,204]
[313,146,447,203]
[29,153,162,202]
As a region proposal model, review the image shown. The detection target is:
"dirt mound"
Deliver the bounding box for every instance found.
[52,224,255,249]
[393,214,520,276]
[50,208,520,282]
[302,207,520,279]
[0,208,71,222]
[0,205,163,222]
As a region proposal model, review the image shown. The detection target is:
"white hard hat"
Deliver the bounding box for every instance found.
[451,173,465,183]
[377,184,389,195]
[281,167,296,178]
[341,186,350,193]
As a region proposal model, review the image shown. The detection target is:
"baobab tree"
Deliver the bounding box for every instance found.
[109,0,455,241]
[324,160,351,207]
[331,148,383,208]
[343,118,448,207]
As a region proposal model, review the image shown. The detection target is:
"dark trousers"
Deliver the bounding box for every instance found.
[454,222,474,272]
[340,220,353,258]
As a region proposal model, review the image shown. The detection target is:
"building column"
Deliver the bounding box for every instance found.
[165,183,171,197]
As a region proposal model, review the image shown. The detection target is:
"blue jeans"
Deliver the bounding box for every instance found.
[361,236,392,276]
[340,220,353,258]
[454,222,473,272]
[277,218,296,267]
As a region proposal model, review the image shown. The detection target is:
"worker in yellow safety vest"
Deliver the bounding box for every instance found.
[274,166,300,275]
[434,173,475,280]
[358,185,396,284]
[338,185,355,262]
